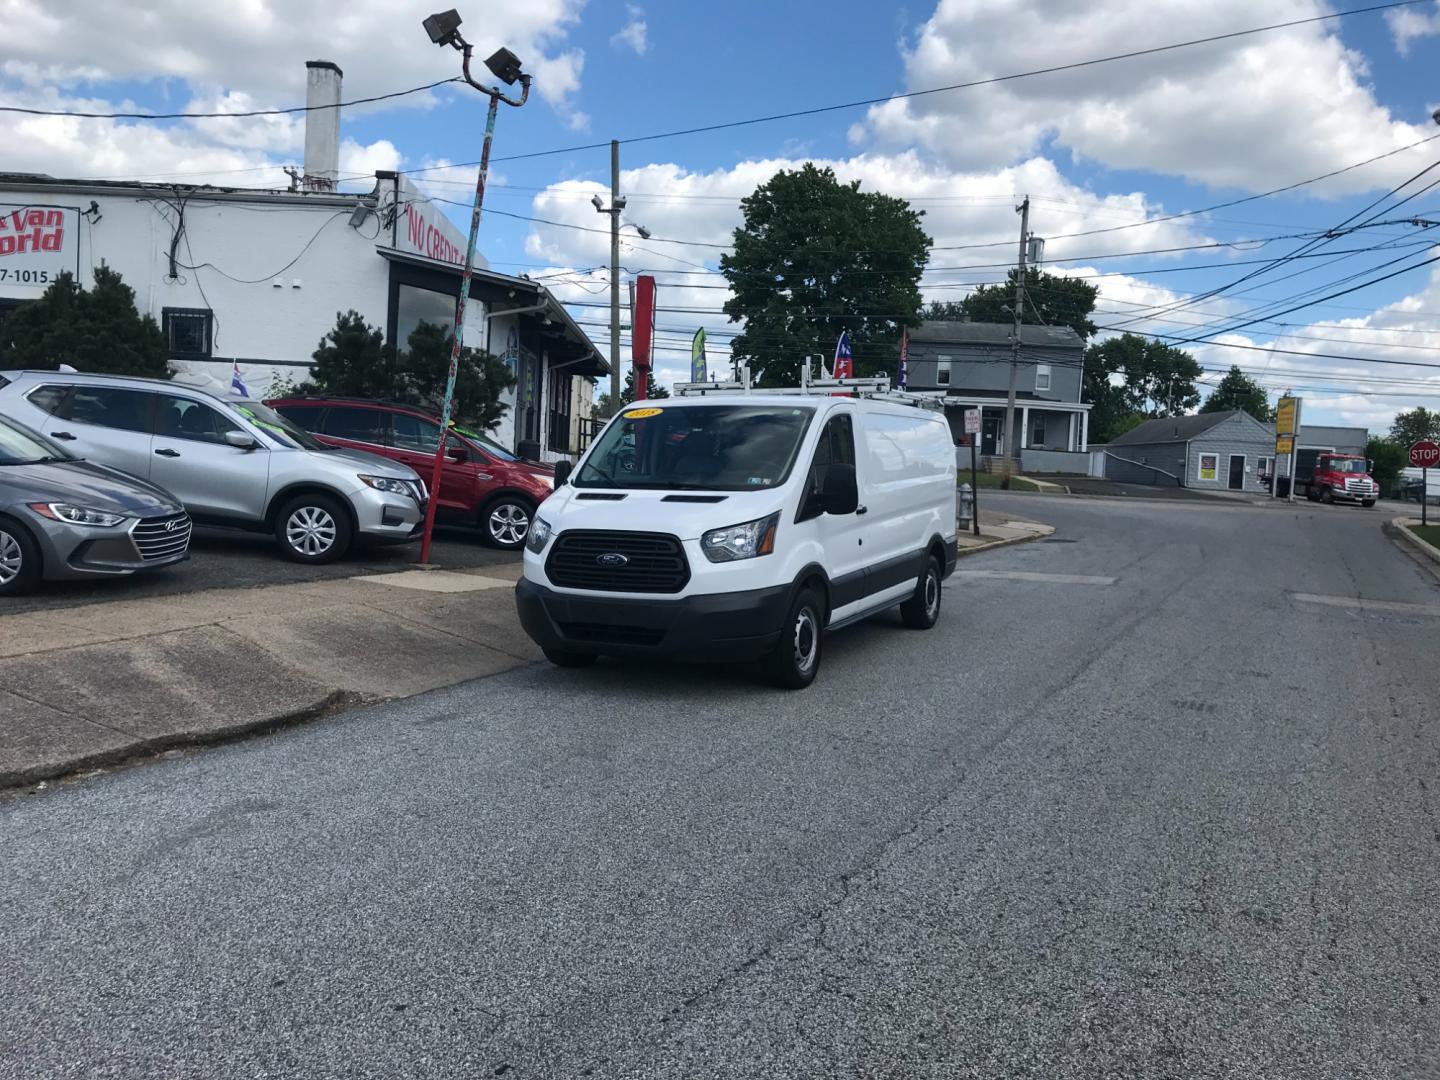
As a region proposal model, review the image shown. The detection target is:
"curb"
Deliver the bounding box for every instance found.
[955,524,1055,558]
[1392,516,1440,566]
[0,689,367,794]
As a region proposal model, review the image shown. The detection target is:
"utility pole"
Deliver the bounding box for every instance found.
[1004,195,1030,465]
[609,139,622,406]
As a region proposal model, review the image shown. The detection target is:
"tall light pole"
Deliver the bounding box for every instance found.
[593,144,650,407]
[1004,195,1030,468]
[417,9,530,565]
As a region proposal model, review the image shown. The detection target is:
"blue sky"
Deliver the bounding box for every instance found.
[3,0,1440,430]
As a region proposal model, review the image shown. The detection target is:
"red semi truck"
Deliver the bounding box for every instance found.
[1297,450,1378,507]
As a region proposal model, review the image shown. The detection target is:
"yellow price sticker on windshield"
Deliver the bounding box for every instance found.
[625,407,664,419]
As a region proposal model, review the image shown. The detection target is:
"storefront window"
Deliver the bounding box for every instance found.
[395,284,456,352]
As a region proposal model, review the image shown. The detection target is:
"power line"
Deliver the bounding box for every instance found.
[398,2,1429,173]
[0,78,461,119]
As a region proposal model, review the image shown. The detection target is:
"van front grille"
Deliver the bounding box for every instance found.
[546,530,689,594]
[558,621,666,646]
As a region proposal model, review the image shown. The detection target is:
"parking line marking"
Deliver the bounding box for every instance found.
[354,571,514,593]
[954,570,1118,586]
[1290,592,1440,617]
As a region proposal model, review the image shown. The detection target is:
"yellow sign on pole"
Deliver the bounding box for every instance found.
[1276,397,1299,436]
[1276,436,1294,455]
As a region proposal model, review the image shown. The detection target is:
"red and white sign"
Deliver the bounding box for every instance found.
[0,204,75,293]
[964,408,981,435]
[384,178,474,268]
[1410,440,1440,469]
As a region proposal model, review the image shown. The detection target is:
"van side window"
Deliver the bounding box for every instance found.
[799,413,856,520]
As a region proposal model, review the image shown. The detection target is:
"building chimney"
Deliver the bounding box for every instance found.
[302,60,343,190]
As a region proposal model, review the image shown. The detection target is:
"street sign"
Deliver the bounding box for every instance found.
[964,408,981,435]
[1410,440,1440,469]
[1275,436,1294,455]
[1276,397,1299,436]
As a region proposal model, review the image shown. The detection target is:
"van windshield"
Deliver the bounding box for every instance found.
[575,404,816,491]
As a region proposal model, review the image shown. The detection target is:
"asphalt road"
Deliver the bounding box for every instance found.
[0,523,519,614]
[4,495,1439,1078]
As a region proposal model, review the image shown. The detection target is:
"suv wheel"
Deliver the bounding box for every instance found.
[483,496,534,550]
[0,520,40,596]
[276,493,353,564]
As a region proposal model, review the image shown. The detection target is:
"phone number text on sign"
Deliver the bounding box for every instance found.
[0,269,51,284]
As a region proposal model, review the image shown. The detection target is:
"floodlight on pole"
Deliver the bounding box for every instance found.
[417,10,532,566]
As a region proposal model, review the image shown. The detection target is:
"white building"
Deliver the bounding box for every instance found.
[0,61,604,461]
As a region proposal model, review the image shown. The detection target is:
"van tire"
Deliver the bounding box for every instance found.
[0,519,41,596]
[543,646,597,668]
[763,586,823,690]
[899,554,942,630]
[275,493,353,563]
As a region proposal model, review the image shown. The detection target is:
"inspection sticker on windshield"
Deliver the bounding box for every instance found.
[626,407,664,419]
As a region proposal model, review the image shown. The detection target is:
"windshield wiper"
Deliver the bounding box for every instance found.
[577,461,622,488]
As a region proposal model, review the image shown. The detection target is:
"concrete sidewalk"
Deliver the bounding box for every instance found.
[0,564,540,789]
[956,507,1055,555]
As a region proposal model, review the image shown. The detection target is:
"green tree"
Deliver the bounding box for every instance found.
[1367,436,1408,497]
[0,266,169,377]
[1081,336,1138,444]
[397,320,516,432]
[722,164,931,386]
[957,268,1099,341]
[596,367,670,418]
[1390,406,1440,447]
[1079,332,1201,429]
[926,300,966,320]
[1200,364,1274,421]
[309,310,391,397]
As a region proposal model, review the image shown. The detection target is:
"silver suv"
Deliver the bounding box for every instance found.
[0,371,427,563]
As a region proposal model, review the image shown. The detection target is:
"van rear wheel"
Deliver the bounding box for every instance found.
[763,587,823,690]
[900,554,942,629]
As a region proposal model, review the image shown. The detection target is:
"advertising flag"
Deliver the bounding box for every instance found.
[231,361,249,398]
[897,327,909,390]
[691,327,707,381]
[834,331,853,379]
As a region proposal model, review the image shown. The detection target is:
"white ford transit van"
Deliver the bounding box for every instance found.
[515,393,957,688]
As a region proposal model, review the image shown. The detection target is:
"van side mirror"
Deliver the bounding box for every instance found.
[822,463,859,515]
[553,460,573,486]
[224,430,258,450]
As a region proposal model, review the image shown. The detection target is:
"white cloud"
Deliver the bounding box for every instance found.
[610,5,649,55]
[856,0,1434,193]
[1386,1,1440,55]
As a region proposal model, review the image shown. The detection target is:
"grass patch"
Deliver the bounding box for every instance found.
[960,472,1041,492]
[1410,524,1440,549]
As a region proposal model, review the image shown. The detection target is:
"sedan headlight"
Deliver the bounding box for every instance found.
[359,474,416,498]
[702,512,779,563]
[28,502,128,527]
[525,516,553,554]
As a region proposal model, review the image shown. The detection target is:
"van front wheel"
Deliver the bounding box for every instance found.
[763,587,823,690]
[900,554,942,629]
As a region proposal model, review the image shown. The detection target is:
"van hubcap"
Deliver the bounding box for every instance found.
[286,506,337,556]
[489,503,530,546]
[0,531,22,585]
[792,607,818,673]
[925,571,940,617]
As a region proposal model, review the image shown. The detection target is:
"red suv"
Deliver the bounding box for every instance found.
[265,397,553,549]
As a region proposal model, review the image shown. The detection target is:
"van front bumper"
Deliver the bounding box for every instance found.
[516,577,791,660]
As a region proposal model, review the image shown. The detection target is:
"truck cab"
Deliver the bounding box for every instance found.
[1301,452,1377,507]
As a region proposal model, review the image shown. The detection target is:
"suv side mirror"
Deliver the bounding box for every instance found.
[822,463,859,515]
[553,460,573,486]
[224,430,258,450]
[445,443,468,463]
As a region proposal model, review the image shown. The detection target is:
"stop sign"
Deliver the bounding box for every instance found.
[1411,440,1440,468]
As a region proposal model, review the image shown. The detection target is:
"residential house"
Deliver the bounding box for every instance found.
[904,321,1092,471]
[1103,411,1274,491]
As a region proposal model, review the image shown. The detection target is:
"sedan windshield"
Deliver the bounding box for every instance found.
[575,404,815,491]
[0,415,71,465]
[231,401,325,451]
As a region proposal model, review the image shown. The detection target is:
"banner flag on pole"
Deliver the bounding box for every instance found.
[833,331,853,380]
[231,361,249,398]
[897,327,909,390]
[690,327,707,381]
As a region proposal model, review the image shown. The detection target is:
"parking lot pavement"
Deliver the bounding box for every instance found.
[0,524,519,615]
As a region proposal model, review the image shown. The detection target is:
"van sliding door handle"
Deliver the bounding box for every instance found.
[855,505,868,515]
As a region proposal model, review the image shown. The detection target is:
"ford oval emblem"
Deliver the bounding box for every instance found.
[596,552,629,567]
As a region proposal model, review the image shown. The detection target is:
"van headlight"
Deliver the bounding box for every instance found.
[702,512,779,563]
[525,516,553,554]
